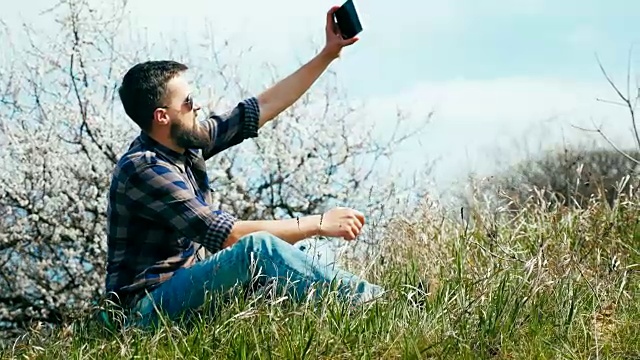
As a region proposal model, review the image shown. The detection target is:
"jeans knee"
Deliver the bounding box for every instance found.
[237,231,292,276]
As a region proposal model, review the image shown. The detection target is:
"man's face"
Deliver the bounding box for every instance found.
[161,73,209,150]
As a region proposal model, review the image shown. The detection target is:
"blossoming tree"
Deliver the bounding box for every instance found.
[0,0,433,340]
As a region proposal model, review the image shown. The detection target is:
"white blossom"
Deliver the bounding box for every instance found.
[0,0,433,341]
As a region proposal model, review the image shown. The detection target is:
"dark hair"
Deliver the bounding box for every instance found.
[118,60,188,131]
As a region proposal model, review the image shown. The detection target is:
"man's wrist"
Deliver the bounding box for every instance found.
[301,215,323,236]
[318,46,339,63]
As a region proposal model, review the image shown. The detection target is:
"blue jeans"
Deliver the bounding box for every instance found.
[127,231,384,328]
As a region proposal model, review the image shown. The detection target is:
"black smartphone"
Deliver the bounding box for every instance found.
[334,0,363,40]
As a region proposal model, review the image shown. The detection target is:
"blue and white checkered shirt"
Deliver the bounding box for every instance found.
[105,97,260,308]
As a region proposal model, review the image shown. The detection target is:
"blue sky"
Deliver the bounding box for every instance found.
[5,0,640,193]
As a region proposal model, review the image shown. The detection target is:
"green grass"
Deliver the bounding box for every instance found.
[3,191,640,359]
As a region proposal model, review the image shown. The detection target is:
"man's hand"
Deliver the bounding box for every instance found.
[321,6,360,60]
[319,207,365,241]
[255,6,361,127]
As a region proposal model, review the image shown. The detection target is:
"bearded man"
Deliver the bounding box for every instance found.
[105,6,384,328]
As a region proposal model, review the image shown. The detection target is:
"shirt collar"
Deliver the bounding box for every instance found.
[138,131,199,165]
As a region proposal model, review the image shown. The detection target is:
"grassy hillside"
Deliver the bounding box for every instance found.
[2,188,639,359]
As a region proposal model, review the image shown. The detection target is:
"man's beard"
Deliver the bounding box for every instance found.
[171,118,210,150]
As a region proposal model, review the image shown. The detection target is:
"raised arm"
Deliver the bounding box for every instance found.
[201,97,260,160]
[256,6,359,127]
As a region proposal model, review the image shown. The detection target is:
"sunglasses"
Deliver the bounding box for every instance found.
[159,94,194,111]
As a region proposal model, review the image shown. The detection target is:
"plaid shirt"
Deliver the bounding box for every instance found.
[105,97,260,308]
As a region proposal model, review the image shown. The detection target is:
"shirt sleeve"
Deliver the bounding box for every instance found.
[124,160,235,254]
[201,97,260,160]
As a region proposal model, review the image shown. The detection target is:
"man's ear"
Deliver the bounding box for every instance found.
[153,108,170,127]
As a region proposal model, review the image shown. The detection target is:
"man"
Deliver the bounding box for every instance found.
[105,6,384,328]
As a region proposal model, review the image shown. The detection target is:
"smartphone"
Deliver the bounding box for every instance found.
[334,0,363,40]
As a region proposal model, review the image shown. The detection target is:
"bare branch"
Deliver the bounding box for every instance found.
[571,123,640,166]
[596,53,639,152]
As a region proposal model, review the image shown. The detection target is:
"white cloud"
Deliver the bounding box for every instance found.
[376,77,610,125]
[361,76,636,186]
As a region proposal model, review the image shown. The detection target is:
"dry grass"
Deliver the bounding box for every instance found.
[2,186,640,359]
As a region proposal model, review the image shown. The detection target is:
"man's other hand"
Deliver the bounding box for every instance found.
[320,207,365,241]
[321,6,359,60]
